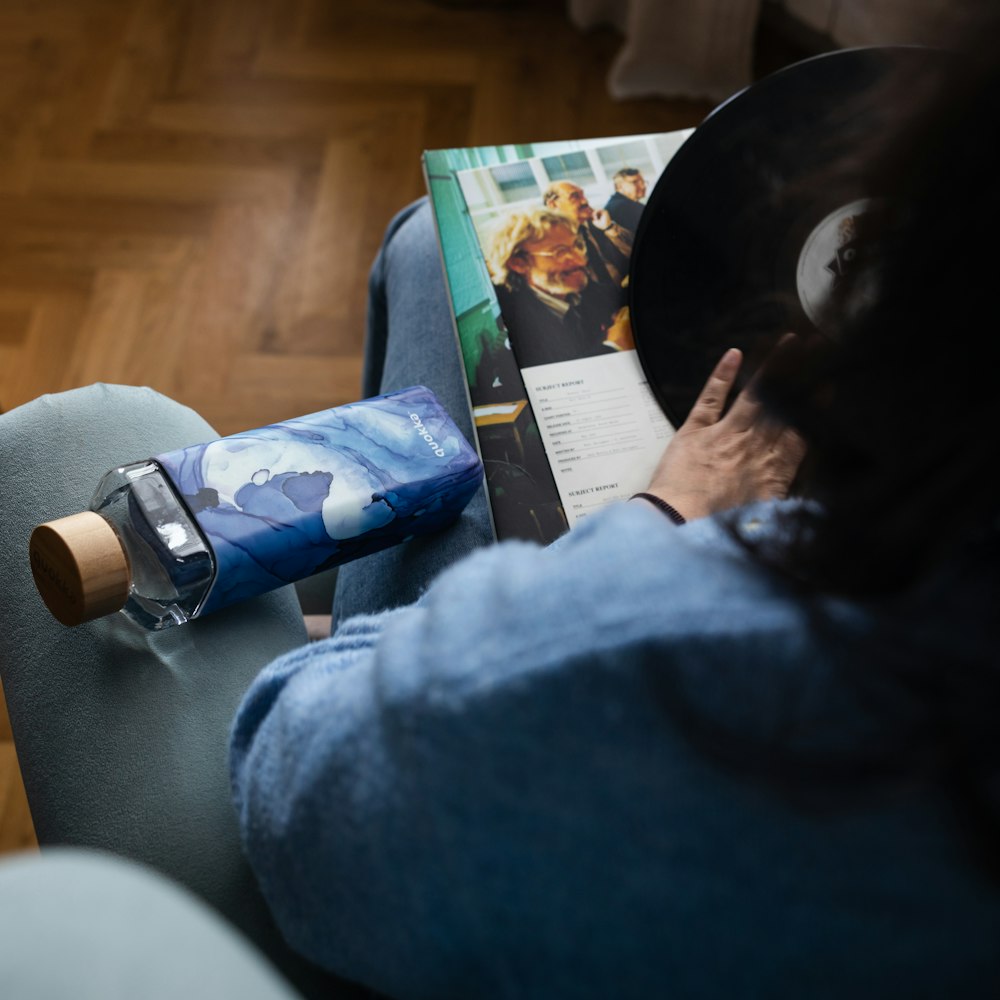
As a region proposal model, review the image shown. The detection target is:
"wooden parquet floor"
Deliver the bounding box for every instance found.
[0,0,717,431]
[0,0,801,854]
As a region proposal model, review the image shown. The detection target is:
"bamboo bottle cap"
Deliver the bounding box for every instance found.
[29,512,130,627]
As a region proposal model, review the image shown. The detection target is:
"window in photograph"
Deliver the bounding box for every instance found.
[540,152,595,187]
[596,141,655,180]
[490,162,540,204]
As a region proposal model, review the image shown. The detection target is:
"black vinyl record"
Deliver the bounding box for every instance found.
[630,46,936,426]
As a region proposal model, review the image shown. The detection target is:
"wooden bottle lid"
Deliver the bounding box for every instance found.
[29,512,130,627]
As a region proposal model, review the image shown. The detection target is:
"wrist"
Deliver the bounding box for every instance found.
[632,487,714,522]
[629,492,688,525]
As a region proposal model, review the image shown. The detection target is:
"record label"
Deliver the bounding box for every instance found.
[795,197,873,328]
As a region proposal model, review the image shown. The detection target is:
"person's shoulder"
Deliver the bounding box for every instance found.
[535,501,879,747]
[493,280,519,313]
[365,499,858,760]
[408,499,807,684]
[496,280,546,323]
[559,499,799,608]
[603,192,641,230]
[367,497,878,765]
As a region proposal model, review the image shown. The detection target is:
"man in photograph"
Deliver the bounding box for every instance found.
[604,167,648,233]
[485,209,632,369]
[542,181,633,288]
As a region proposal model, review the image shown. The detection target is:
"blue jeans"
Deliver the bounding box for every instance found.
[332,198,493,623]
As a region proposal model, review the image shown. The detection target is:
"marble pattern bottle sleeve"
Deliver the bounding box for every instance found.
[155,385,483,616]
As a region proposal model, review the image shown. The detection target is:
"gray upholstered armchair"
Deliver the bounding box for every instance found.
[0,384,369,999]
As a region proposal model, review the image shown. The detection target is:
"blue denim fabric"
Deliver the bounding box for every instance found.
[332,199,493,622]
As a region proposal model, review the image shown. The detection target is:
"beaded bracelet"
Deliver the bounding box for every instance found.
[629,492,687,525]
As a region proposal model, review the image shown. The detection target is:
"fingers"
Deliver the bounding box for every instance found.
[684,348,742,428]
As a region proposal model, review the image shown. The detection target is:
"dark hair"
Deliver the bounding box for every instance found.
[755,35,1000,598]
[613,168,641,181]
[729,12,1000,869]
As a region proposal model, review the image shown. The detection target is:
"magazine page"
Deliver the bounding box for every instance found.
[424,129,693,541]
[518,353,672,528]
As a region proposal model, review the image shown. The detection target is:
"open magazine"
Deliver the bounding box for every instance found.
[423,130,693,545]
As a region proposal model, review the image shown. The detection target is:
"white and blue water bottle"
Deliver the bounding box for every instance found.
[29,386,482,629]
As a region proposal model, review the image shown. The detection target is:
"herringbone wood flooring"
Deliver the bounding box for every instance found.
[0,0,802,854]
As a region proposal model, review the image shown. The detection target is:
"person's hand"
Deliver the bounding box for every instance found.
[604,307,635,351]
[640,347,805,521]
[591,208,612,231]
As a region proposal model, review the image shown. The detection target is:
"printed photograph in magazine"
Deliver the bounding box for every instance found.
[425,130,691,544]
